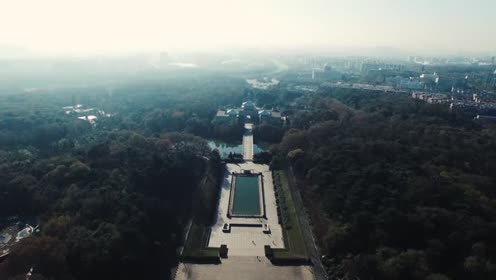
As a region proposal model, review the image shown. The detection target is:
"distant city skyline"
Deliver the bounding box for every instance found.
[0,0,495,56]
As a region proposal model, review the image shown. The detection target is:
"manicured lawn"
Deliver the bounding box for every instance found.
[272,170,308,260]
[181,222,220,262]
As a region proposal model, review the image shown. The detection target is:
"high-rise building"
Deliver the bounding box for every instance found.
[493,69,496,87]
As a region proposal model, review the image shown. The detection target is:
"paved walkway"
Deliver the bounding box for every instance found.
[243,134,254,161]
[208,162,284,256]
[243,123,254,161]
[175,256,314,280]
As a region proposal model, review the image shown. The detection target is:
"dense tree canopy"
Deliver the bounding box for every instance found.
[274,89,496,280]
[0,77,237,279]
[1,73,496,280]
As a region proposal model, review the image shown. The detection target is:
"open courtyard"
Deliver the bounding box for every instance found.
[208,162,285,256]
[174,256,314,280]
[176,120,315,280]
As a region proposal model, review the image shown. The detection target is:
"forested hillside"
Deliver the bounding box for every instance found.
[2,76,496,280]
[0,76,238,280]
[274,89,496,280]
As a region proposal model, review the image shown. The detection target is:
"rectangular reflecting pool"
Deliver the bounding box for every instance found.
[230,175,261,217]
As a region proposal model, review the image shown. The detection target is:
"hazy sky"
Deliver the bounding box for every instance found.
[0,0,494,55]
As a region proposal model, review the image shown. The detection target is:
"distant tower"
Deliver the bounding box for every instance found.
[492,56,495,65]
